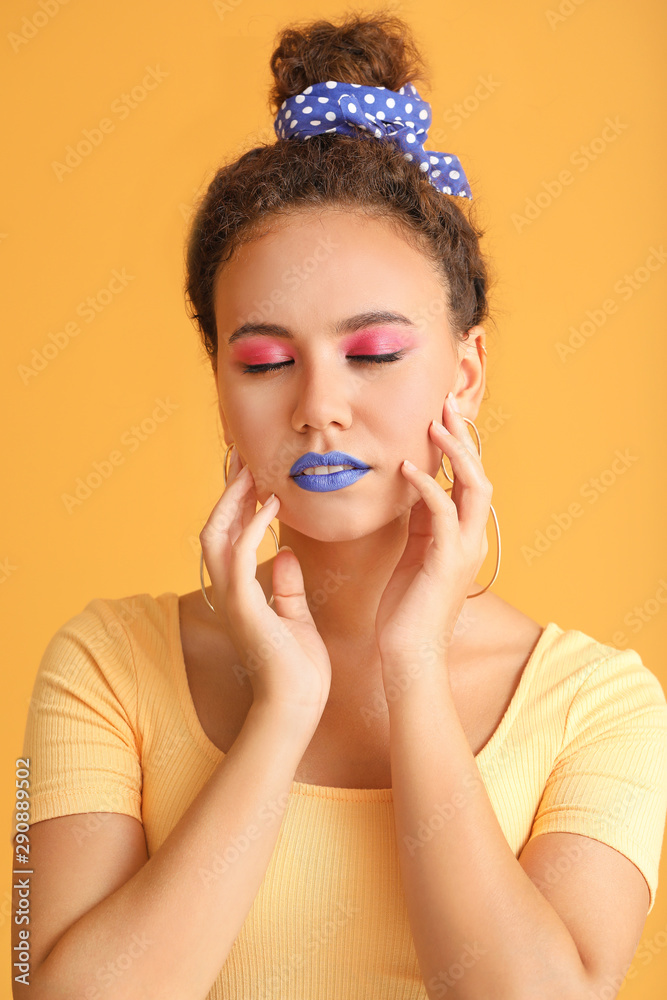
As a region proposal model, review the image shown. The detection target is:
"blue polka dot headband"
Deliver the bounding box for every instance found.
[274,80,472,199]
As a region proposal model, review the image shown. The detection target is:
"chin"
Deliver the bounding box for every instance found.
[275,493,412,542]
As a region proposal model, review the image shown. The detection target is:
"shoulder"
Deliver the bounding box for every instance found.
[36,592,175,697]
[46,592,167,641]
[479,591,665,695]
[536,618,666,710]
[465,594,667,722]
[465,591,545,658]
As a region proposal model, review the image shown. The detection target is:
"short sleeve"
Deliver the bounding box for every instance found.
[528,648,667,914]
[20,599,143,831]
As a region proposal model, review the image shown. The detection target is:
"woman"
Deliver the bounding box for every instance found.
[15,11,667,1000]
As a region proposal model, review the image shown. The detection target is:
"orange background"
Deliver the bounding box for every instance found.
[2,0,666,995]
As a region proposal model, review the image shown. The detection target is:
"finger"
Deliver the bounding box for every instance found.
[225,449,258,537]
[443,393,480,458]
[233,461,262,539]
[200,465,255,593]
[403,497,437,568]
[271,548,316,625]
[227,445,242,481]
[401,460,458,558]
[430,420,492,533]
[227,494,281,611]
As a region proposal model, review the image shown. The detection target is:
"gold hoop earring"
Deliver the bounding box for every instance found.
[199,444,280,613]
[439,416,501,598]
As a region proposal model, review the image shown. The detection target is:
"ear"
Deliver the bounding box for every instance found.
[449,325,487,422]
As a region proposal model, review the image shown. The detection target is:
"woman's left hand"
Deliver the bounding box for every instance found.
[374,392,494,686]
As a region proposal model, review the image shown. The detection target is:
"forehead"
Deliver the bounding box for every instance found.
[213,208,446,327]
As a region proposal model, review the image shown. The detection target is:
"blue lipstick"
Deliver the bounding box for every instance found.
[290,450,371,493]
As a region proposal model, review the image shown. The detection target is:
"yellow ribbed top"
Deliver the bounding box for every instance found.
[22,592,667,999]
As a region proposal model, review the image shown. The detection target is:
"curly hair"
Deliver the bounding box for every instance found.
[184,7,495,372]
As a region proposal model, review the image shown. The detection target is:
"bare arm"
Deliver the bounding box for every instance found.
[25,702,314,1000]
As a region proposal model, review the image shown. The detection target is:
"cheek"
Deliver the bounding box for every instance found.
[233,399,271,442]
[375,376,444,469]
[221,387,274,456]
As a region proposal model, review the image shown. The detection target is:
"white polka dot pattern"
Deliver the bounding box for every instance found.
[274,80,472,199]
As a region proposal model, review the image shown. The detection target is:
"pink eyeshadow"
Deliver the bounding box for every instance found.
[230,328,417,364]
[342,329,417,353]
[231,343,295,365]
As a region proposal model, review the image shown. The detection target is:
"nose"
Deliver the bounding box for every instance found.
[290,356,353,434]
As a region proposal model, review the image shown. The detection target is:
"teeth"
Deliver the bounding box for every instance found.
[301,464,356,475]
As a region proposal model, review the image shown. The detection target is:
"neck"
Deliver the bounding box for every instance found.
[281,516,414,637]
[257,516,483,677]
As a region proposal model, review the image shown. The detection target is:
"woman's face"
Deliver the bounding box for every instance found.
[213,207,479,542]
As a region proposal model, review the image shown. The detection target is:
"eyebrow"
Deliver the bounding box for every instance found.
[226,310,416,346]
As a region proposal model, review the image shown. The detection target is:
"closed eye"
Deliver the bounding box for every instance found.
[241,351,405,374]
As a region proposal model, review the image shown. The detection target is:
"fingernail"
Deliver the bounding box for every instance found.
[278,545,293,553]
[403,459,417,471]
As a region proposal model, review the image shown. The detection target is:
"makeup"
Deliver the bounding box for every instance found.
[290,450,371,493]
[228,325,419,370]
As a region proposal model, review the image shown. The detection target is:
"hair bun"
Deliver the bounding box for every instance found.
[268,10,430,115]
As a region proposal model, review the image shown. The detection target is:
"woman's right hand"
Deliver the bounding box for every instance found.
[199,447,332,730]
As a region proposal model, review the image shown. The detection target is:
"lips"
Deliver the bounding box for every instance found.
[299,464,356,475]
[289,451,370,477]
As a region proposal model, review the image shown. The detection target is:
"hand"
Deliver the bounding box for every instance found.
[374,392,494,680]
[199,447,332,727]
